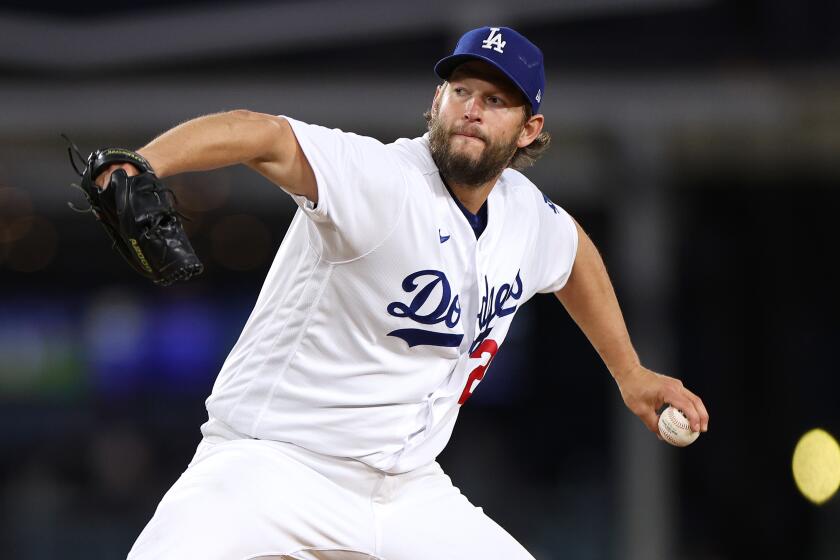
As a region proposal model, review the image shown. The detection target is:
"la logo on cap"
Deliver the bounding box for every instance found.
[481,27,506,54]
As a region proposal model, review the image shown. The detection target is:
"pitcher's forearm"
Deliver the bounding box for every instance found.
[138,110,288,178]
[555,222,640,382]
[564,286,640,383]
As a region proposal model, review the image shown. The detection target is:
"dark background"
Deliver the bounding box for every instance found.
[2,1,839,558]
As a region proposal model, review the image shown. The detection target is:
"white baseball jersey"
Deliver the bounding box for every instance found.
[204,117,578,474]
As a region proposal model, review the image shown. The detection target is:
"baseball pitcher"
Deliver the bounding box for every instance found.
[76,26,709,560]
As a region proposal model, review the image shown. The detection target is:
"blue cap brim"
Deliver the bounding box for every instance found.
[434,53,536,113]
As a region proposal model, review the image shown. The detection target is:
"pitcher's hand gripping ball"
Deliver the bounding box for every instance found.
[65,139,203,286]
[658,405,700,447]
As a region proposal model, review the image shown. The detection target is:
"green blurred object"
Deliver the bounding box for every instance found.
[0,324,87,400]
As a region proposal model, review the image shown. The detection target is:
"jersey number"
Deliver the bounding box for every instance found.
[458,339,499,405]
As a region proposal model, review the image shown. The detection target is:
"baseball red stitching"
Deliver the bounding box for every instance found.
[666,407,691,431]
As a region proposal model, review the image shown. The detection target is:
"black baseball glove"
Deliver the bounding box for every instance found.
[64,137,203,285]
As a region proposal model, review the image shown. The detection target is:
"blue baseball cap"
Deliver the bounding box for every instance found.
[434,26,545,114]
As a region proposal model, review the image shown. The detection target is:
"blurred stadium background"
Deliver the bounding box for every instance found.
[2,0,840,558]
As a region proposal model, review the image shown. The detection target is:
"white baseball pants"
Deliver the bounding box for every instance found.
[126,424,534,560]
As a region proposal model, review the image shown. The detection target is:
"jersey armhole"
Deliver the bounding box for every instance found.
[284,119,330,223]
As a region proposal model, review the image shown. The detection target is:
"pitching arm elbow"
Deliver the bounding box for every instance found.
[241,112,318,204]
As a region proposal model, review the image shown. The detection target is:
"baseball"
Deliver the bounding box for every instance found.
[658,406,700,447]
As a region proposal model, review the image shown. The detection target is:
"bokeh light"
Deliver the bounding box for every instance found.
[83,289,148,395]
[792,428,840,505]
[0,186,34,223]
[3,216,59,272]
[170,174,230,213]
[0,186,35,265]
[0,302,85,399]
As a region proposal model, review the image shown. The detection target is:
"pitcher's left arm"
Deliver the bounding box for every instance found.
[555,219,709,436]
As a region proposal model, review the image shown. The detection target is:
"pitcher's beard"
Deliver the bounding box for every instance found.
[428,114,519,188]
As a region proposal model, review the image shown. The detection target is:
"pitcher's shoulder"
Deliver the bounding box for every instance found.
[500,168,547,204]
[387,135,438,176]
